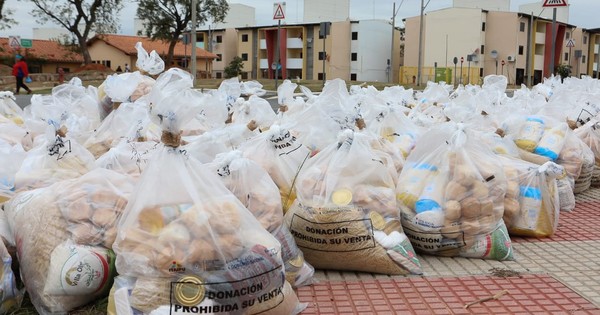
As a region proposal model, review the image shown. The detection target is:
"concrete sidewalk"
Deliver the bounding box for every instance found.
[296,188,600,314]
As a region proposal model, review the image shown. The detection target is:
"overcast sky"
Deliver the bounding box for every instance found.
[4,0,600,39]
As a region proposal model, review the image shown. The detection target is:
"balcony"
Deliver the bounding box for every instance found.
[287,38,303,49]
[535,32,545,44]
[260,58,268,69]
[287,58,303,69]
[259,58,304,69]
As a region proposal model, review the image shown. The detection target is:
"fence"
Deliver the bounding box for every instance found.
[400,66,481,86]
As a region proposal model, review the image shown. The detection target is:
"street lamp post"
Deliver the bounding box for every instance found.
[460,56,464,85]
[453,57,458,88]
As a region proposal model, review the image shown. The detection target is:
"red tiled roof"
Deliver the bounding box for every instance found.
[88,34,218,59]
[0,38,84,63]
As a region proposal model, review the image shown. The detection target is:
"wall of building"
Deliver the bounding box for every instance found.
[424,8,484,84]
[237,29,255,79]
[485,11,522,83]
[572,28,589,77]
[88,40,130,71]
[210,29,238,78]
[329,21,351,81]
[350,20,394,82]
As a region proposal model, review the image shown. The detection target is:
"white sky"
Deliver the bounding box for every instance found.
[4,0,600,39]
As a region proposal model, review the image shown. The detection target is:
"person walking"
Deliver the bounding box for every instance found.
[12,54,32,95]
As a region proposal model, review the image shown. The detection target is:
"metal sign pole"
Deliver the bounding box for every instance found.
[549,7,557,76]
[275,19,281,89]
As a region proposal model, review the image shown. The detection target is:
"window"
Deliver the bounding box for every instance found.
[519,45,524,55]
[520,22,525,32]
[584,36,588,44]
[242,34,248,42]
[565,52,569,61]
[241,53,248,61]
[216,35,222,43]
[352,32,358,40]
[582,55,587,63]
[318,73,324,80]
[482,22,486,32]
[480,45,485,54]
[350,73,357,81]
[216,72,222,79]
[198,34,204,41]
[479,68,484,77]
[216,54,222,61]
[318,52,325,60]
[566,32,570,39]
[319,33,324,39]
[351,53,357,61]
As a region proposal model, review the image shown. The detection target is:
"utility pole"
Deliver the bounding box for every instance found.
[275,19,281,89]
[416,0,425,86]
[191,0,197,82]
[390,1,403,83]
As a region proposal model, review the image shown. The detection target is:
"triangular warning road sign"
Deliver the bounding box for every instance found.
[8,36,21,49]
[273,3,285,20]
[543,0,568,7]
[566,39,575,47]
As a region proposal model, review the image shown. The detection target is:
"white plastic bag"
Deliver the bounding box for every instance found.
[135,42,165,75]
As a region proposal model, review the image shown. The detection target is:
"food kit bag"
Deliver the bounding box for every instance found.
[575,119,600,187]
[231,95,276,130]
[208,150,314,287]
[573,143,594,193]
[0,92,24,125]
[239,124,313,212]
[4,168,133,314]
[135,42,165,75]
[397,123,514,260]
[111,68,303,314]
[0,240,22,313]
[0,140,26,204]
[95,138,159,179]
[285,129,422,275]
[500,157,561,237]
[368,104,423,159]
[14,120,96,192]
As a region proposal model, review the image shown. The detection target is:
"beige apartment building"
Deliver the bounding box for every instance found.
[198,20,402,83]
[403,7,580,86]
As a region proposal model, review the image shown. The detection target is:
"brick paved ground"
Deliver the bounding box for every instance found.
[295,188,600,314]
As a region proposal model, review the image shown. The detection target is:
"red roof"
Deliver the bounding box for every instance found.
[0,37,84,63]
[88,34,218,59]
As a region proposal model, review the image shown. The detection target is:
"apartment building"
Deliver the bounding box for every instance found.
[202,20,401,82]
[403,5,581,86]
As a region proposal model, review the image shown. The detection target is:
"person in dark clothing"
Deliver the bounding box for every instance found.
[12,54,32,95]
[116,65,123,73]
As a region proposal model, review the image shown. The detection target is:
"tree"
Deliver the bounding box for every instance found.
[23,0,123,64]
[224,56,244,78]
[556,64,572,81]
[137,0,228,68]
[0,0,16,30]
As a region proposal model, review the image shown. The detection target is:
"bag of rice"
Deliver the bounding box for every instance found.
[112,68,303,314]
[0,92,24,125]
[285,129,422,275]
[397,123,513,260]
[574,119,600,187]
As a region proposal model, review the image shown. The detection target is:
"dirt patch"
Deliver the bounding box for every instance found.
[489,267,522,278]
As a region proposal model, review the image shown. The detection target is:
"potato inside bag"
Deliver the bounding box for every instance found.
[285,129,422,275]
[112,68,303,315]
[397,123,514,260]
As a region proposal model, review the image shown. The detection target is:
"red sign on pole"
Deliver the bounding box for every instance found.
[543,0,567,7]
